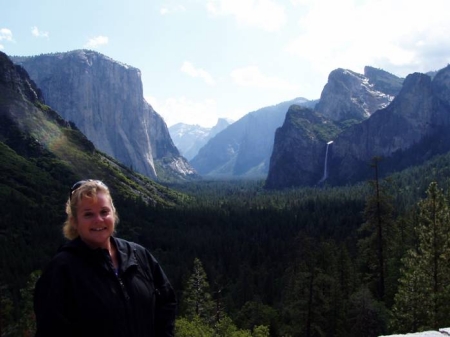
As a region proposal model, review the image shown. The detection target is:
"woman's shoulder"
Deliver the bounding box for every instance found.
[44,238,98,270]
[113,237,160,266]
[38,249,80,281]
[114,236,148,253]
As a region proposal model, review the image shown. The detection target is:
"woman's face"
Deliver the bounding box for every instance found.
[74,192,115,249]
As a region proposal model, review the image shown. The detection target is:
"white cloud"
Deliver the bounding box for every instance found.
[206,0,287,32]
[84,36,109,49]
[160,4,186,15]
[146,95,219,127]
[0,28,13,49]
[0,28,13,42]
[231,65,299,91]
[289,0,310,5]
[285,0,450,78]
[181,61,216,86]
[31,26,49,38]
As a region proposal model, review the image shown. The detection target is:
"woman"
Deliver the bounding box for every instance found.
[34,179,177,337]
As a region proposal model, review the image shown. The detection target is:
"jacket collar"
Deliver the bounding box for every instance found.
[59,236,139,272]
[111,236,139,272]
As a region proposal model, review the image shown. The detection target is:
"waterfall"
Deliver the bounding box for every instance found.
[318,141,333,184]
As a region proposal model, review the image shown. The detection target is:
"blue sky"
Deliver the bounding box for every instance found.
[2,0,450,127]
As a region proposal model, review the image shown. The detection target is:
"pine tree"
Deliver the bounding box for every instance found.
[18,271,40,336]
[347,287,388,337]
[390,182,450,333]
[358,157,396,302]
[182,258,215,325]
[281,235,335,337]
[175,316,214,337]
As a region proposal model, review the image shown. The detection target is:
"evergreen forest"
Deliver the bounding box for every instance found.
[3,150,450,336]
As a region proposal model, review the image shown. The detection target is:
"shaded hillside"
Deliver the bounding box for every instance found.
[11,50,197,182]
[266,105,345,189]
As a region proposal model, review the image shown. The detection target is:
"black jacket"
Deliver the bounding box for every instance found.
[34,237,177,337]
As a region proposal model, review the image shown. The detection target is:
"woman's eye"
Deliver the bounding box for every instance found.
[83,212,94,217]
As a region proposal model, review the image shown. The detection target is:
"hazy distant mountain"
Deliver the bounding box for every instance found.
[169,118,233,160]
[190,97,316,178]
[11,50,197,182]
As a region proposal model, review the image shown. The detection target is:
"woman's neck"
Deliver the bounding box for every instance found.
[109,240,119,270]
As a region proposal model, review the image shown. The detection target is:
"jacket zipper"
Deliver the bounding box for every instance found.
[106,253,134,336]
[116,275,130,300]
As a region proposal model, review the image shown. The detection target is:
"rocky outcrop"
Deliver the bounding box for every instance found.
[315,67,402,121]
[328,66,450,184]
[0,53,43,104]
[266,65,450,189]
[265,106,343,188]
[11,50,196,181]
[380,327,450,336]
[332,73,432,162]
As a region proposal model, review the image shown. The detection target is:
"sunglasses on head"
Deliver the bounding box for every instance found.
[70,179,108,200]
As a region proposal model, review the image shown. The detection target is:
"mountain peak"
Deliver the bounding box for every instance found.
[315,66,401,121]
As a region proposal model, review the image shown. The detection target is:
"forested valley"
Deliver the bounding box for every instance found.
[3,152,450,337]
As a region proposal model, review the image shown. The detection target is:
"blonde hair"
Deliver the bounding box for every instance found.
[63,180,119,240]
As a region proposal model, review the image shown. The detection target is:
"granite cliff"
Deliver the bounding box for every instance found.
[314,66,402,121]
[12,50,196,181]
[0,50,184,204]
[328,66,450,184]
[266,65,450,189]
[265,106,343,188]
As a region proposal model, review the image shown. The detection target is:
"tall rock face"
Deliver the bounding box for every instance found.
[328,68,449,184]
[315,67,403,121]
[265,105,343,188]
[11,50,196,181]
[190,97,315,178]
[0,50,185,205]
[364,66,405,96]
[0,52,43,105]
[0,52,68,159]
[266,65,450,188]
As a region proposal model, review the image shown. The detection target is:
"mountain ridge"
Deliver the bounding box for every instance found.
[266,65,450,188]
[0,50,187,204]
[11,49,197,182]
